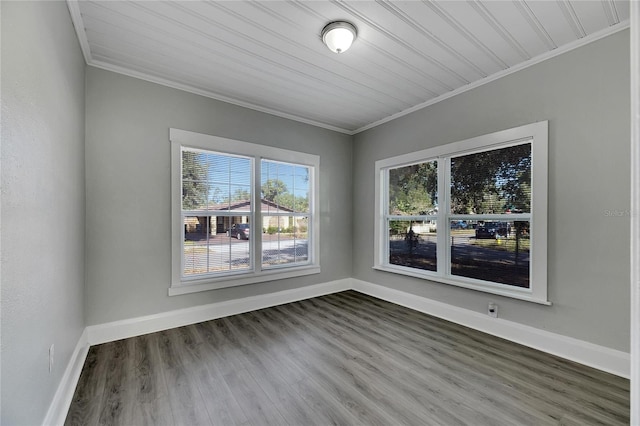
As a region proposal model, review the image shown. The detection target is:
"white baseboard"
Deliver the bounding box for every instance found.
[86,278,351,345]
[42,328,89,426]
[351,279,630,378]
[47,276,629,426]
[44,279,350,425]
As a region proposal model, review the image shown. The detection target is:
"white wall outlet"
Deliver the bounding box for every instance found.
[488,303,498,318]
[49,344,54,373]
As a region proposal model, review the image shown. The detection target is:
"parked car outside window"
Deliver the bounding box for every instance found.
[228,223,250,240]
[475,222,509,239]
[450,220,468,229]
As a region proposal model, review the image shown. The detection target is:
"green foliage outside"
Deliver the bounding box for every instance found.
[389,220,412,236]
[221,188,250,204]
[468,233,530,253]
[266,226,294,234]
[261,179,288,201]
[389,162,437,215]
[265,224,308,235]
[182,151,208,210]
[388,144,531,217]
[182,155,310,210]
[274,192,309,212]
[450,144,531,214]
[261,179,309,212]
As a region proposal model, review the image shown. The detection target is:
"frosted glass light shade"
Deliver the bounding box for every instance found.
[321,21,357,54]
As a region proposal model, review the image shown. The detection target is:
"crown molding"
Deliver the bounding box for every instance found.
[89,60,354,135]
[65,1,629,137]
[353,20,630,135]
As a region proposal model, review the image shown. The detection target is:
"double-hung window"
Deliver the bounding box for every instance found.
[170,129,320,295]
[375,122,549,304]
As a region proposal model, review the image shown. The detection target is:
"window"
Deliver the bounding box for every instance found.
[171,129,320,295]
[374,122,548,304]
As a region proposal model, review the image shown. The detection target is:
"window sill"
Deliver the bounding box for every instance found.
[373,264,551,305]
[169,265,321,296]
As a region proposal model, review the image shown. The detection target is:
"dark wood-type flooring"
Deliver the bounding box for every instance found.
[65,291,630,425]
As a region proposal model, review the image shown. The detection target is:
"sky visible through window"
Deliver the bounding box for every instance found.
[182,149,309,212]
[173,130,320,290]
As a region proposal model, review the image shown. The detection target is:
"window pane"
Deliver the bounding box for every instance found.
[293,166,310,213]
[261,160,310,214]
[450,143,531,214]
[451,220,530,288]
[262,216,309,267]
[183,215,251,276]
[388,161,438,215]
[182,151,209,211]
[388,220,437,271]
[182,149,251,211]
[183,215,212,275]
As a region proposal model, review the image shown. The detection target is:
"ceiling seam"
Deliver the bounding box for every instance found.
[250,1,305,30]
[601,0,621,26]
[377,0,491,77]
[468,1,531,62]
[66,0,93,64]
[330,0,471,86]
[286,0,450,95]
[242,1,442,101]
[514,1,557,50]
[420,0,509,70]
[557,0,587,39]
[353,20,629,134]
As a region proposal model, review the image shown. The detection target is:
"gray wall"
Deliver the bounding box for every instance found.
[84,67,353,325]
[1,2,86,425]
[0,6,629,422]
[353,30,630,352]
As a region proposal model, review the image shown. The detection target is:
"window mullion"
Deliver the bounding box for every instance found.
[206,215,210,274]
[384,170,392,266]
[381,169,389,266]
[181,213,186,279]
[438,157,451,277]
[253,157,261,272]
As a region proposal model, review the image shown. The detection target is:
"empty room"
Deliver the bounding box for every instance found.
[2,1,639,425]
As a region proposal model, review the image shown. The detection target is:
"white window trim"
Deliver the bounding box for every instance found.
[170,128,320,296]
[374,121,549,305]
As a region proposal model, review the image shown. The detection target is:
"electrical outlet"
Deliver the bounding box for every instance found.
[49,344,54,373]
[488,303,498,318]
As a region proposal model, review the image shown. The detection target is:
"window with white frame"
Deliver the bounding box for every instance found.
[170,129,320,295]
[374,122,549,304]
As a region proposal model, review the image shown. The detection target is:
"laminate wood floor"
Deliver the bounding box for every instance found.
[65,291,630,425]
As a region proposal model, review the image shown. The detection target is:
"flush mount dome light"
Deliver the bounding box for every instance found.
[321,21,357,53]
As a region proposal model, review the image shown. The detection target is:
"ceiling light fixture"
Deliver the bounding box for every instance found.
[321,21,357,54]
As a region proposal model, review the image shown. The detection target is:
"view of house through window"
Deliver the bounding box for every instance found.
[173,131,318,291]
[261,160,310,268]
[181,150,313,277]
[182,150,253,276]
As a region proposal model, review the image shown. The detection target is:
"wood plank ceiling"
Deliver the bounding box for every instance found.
[67,1,630,134]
